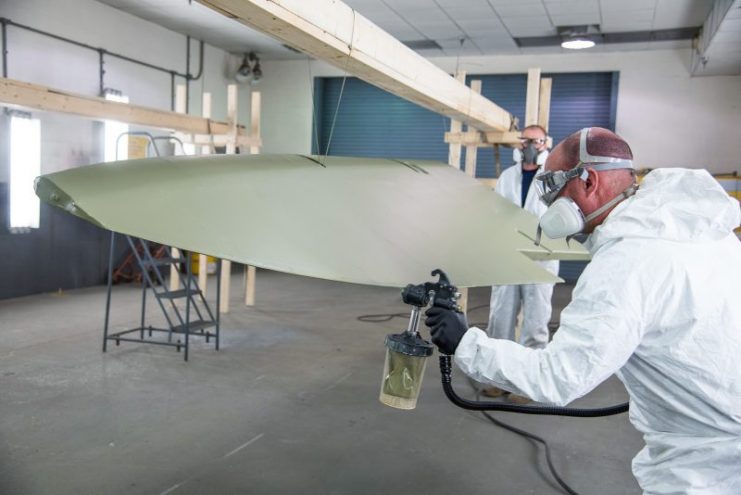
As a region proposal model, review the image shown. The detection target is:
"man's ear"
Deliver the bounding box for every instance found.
[584,168,600,197]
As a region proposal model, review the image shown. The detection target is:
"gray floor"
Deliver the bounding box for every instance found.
[0,270,643,494]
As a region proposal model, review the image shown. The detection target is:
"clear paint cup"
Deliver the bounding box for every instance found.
[379,331,434,410]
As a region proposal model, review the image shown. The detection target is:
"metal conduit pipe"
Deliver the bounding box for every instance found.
[1,18,7,78]
[0,17,204,104]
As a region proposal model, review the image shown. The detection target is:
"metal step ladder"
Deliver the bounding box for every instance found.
[103,234,221,361]
[102,131,219,361]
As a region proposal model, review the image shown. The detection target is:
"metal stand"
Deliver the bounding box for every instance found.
[102,232,221,361]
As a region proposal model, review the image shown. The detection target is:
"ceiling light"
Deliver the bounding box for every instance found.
[557,25,599,50]
[561,38,595,50]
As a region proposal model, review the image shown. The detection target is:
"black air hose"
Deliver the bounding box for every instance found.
[439,355,629,417]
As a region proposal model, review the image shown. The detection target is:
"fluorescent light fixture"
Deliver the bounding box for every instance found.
[103,89,129,162]
[561,38,595,49]
[9,112,41,231]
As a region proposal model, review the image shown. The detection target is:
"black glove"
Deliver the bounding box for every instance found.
[424,306,469,355]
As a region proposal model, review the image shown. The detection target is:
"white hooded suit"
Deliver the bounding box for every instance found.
[458,168,741,493]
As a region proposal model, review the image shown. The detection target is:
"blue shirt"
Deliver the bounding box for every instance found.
[521,168,537,207]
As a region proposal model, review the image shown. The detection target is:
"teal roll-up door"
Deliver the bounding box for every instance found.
[314,72,619,282]
[313,77,451,160]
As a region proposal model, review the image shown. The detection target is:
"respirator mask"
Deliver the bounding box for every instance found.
[515,137,548,166]
[534,128,637,245]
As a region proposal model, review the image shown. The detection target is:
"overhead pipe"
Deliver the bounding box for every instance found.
[0,17,204,105]
[1,18,7,78]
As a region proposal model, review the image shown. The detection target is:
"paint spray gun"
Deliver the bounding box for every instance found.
[378,269,462,410]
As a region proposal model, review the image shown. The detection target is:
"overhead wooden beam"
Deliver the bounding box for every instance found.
[0,77,250,137]
[197,0,514,132]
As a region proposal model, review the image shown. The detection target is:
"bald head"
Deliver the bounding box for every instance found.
[544,128,637,231]
[547,127,633,172]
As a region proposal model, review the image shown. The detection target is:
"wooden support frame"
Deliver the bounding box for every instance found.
[243,90,261,307]
[197,0,514,132]
[218,85,239,314]
[198,92,213,295]
[0,75,264,314]
[444,69,554,149]
[0,77,259,146]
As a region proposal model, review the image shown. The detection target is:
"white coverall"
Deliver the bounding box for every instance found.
[457,168,741,494]
[488,151,559,349]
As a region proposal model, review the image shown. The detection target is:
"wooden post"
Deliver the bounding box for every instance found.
[538,78,552,132]
[494,144,501,178]
[198,92,212,295]
[525,68,541,127]
[448,70,474,314]
[219,84,239,314]
[170,84,187,292]
[244,90,261,307]
[464,79,482,178]
[447,70,466,169]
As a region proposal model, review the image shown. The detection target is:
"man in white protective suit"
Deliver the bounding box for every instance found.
[484,124,559,403]
[424,127,741,494]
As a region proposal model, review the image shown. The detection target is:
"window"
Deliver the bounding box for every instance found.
[9,111,41,231]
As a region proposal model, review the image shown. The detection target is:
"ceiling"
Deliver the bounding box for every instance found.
[96,0,723,60]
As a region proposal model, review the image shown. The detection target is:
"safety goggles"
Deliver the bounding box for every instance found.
[535,128,634,206]
[519,137,546,146]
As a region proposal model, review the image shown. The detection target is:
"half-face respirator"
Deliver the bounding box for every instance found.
[534,128,637,244]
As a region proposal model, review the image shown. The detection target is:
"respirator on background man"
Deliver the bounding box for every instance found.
[534,128,637,244]
[513,141,548,166]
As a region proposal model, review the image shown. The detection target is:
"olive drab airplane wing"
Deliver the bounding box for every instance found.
[34,154,589,288]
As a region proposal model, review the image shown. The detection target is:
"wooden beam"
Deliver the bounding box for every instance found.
[178,133,262,147]
[249,90,261,155]
[198,92,212,295]
[525,68,541,127]
[0,77,247,136]
[197,0,514,132]
[219,85,239,314]
[445,131,521,146]
[464,80,482,178]
[538,78,552,132]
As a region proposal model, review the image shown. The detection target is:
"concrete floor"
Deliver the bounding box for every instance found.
[0,270,643,494]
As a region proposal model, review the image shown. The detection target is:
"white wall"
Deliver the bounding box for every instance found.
[0,0,252,178]
[261,49,741,174]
